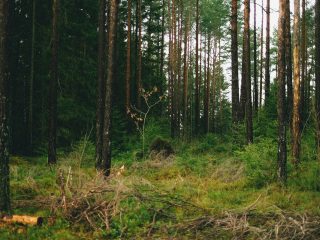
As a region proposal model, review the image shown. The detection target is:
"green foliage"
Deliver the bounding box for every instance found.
[190,134,218,154]
[237,138,277,188]
[143,117,170,149]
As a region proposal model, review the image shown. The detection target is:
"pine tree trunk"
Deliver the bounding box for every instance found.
[265,0,271,104]
[0,0,10,214]
[28,0,36,155]
[204,34,211,133]
[292,0,301,165]
[253,0,258,114]
[48,0,59,165]
[195,0,200,134]
[183,11,189,136]
[243,0,253,143]
[301,0,306,122]
[125,0,131,111]
[285,0,293,126]
[277,0,287,183]
[96,0,106,169]
[137,0,142,109]
[160,0,165,91]
[315,0,320,157]
[259,0,264,108]
[102,0,119,176]
[231,0,239,123]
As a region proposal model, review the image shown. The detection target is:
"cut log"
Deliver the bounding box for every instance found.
[1,215,43,226]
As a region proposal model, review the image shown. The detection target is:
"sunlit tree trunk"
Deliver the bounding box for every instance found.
[48,0,59,164]
[292,0,301,165]
[102,0,119,176]
[0,0,10,214]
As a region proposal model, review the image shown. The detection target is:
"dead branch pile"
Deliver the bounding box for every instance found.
[174,211,320,239]
[51,168,132,231]
[51,168,320,239]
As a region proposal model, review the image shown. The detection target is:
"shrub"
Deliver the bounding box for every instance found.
[149,137,174,158]
[237,138,277,188]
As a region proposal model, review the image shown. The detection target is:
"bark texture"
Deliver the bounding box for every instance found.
[102,0,119,176]
[0,0,10,214]
[48,0,59,164]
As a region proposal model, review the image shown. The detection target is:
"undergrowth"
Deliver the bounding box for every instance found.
[2,121,320,239]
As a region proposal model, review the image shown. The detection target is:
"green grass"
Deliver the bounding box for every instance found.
[1,136,320,239]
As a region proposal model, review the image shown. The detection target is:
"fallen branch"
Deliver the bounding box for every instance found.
[1,215,43,226]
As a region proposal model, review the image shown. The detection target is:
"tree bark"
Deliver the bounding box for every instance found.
[0,0,10,214]
[48,0,59,165]
[315,0,320,158]
[96,0,106,169]
[277,0,287,183]
[243,0,253,143]
[137,0,142,108]
[292,0,301,165]
[102,0,119,176]
[253,0,258,114]
[231,0,239,123]
[300,0,306,121]
[259,0,264,108]
[265,0,271,104]
[195,0,200,134]
[125,0,131,111]
[204,34,211,133]
[285,0,293,125]
[28,0,36,155]
[183,10,189,136]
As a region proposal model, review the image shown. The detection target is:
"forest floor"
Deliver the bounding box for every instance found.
[1,136,320,239]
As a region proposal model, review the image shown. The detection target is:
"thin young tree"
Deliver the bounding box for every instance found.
[0,0,10,214]
[48,0,59,164]
[265,0,271,104]
[101,0,119,176]
[315,0,320,157]
[28,0,36,154]
[292,0,301,165]
[204,34,211,133]
[243,0,253,143]
[125,0,132,111]
[253,0,258,113]
[277,0,287,183]
[137,0,142,108]
[259,0,264,108]
[183,10,189,136]
[96,0,106,169]
[231,0,239,123]
[195,0,200,133]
